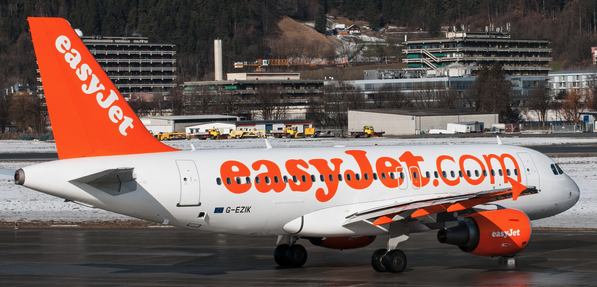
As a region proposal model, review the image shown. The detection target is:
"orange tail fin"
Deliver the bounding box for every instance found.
[28,17,178,159]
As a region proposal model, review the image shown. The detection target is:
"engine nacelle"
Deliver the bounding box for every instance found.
[437,209,531,257]
[309,236,376,250]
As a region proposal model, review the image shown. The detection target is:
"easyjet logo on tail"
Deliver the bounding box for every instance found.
[55,35,134,136]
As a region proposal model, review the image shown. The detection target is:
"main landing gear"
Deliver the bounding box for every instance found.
[371,219,410,273]
[274,236,307,268]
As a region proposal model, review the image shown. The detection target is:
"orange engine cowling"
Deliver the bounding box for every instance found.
[309,236,376,250]
[437,208,531,257]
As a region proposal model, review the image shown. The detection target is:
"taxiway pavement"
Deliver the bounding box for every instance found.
[1,228,596,286]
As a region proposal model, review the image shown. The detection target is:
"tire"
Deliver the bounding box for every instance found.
[285,244,307,267]
[382,250,407,273]
[274,244,290,266]
[371,249,388,272]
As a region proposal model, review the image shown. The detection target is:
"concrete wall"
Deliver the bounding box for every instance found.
[140,118,173,134]
[349,110,499,135]
[348,111,415,135]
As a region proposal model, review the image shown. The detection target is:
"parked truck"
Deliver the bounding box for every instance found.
[156,132,190,141]
[271,126,298,138]
[229,129,266,139]
[191,128,225,140]
[348,126,385,138]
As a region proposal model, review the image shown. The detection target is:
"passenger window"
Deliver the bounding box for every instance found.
[246,177,251,184]
[425,171,430,178]
[390,173,395,180]
[506,169,511,176]
[236,177,241,184]
[474,170,479,177]
[274,176,280,183]
[292,175,298,183]
[216,178,222,185]
[466,170,471,177]
[282,176,288,183]
[356,173,361,181]
[364,173,369,180]
[450,171,455,178]
[373,173,378,180]
[400,172,405,179]
[338,174,343,181]
[320,175,325,182]
[329,174,334,181]
[514,169,519,176]
[301,175,306,182]
[498,169,503,176]
[346,174,352,181]
[458,171,463,177]
[483,170,488,176]
[382,173,387,180]
[255,177,260,184]
[491,170,495,176]
[434,171,439,178]
[310,175,316,182]
[442,171,447,178]
[265,176,270,184]
[413,172,418,179]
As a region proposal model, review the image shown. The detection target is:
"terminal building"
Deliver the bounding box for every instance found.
[183,72,324,119]
[402,31,551,76]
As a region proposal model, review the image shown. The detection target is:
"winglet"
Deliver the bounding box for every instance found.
[496,136,502,145]
[508,178,527,201]
[28,17,179,159]
[265,139,272,149]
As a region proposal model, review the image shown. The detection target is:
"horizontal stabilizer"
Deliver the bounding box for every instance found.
[70,168,137,195]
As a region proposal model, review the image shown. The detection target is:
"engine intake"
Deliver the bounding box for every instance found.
[437,209,531,257]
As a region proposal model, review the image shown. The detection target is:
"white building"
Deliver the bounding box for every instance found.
[547,70,596,96]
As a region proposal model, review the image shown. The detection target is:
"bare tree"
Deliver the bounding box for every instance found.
[436,87,459,109]
[561,89,584,123]
[255,84,284,120]
[527,81,552,125]
[586,73,597,111]
[0,94,12,133]
[10,91,46,133]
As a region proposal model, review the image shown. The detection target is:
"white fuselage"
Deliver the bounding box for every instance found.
[20,144,580,236]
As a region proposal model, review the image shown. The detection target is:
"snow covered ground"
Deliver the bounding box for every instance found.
[0,136,595,228]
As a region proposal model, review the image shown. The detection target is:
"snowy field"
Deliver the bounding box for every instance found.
[0,136,595,228]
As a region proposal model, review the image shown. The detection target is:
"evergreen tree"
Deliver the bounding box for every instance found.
[314,5,326,33]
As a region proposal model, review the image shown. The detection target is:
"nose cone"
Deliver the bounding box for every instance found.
[558,175,580,214]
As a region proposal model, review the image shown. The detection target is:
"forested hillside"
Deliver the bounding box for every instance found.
[0,0,596,90]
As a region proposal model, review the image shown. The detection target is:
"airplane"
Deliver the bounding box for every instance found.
[16,17,580,273]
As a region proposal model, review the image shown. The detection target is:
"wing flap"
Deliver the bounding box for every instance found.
[344,181,538,227]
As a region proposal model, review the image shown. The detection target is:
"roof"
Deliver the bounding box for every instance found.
[236,119,313,125]
[351,108,497,117]
[548,70,597,75]
[142,115,238,121]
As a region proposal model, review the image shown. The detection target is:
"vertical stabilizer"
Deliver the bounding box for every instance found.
[28,17,178,159]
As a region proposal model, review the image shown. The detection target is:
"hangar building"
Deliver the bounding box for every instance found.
[349,109,499,135]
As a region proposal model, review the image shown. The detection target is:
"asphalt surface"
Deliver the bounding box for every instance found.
[1,228,596,286]
[0,143,596,161]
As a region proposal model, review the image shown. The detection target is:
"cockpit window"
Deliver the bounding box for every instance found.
[550,164,558,175]
[555,164,564,174]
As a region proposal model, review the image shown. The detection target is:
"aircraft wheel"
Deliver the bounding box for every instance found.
[371,248,388,272]
[382,250,407,273]
[285,244,307,267]
[274,244,290,266]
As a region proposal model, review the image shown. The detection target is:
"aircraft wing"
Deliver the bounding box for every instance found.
[343,178,538,226]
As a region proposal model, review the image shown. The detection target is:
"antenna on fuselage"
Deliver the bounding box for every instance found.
[265,139,272,149]
[496,136,502,145]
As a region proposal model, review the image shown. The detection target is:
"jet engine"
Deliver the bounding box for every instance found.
[309,236,376,250]
[437,209,531,257]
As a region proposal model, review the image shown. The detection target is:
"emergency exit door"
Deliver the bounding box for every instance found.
[176,160,201,206]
